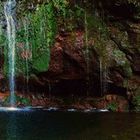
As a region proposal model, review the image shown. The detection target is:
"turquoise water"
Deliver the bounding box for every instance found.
[0,111,140,140]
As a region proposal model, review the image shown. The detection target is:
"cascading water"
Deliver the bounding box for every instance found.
[23,19,30,93]
[99,58,103,96]
[99,58,108,96]
[4,0,16,106]
[84,10,90,96]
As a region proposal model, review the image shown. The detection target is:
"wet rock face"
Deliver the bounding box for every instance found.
[25,25,139,97]
[132,55,140,74]
[21,30,101,96]
[49,42,63,75]
[96,94,129,112]
[42,1,140,96]
[126,23,140,74]
[47,31,98,80]
[0,0,139,98]
[96,0,140,21]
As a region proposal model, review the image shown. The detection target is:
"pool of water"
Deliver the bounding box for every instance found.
[0,111,140,140]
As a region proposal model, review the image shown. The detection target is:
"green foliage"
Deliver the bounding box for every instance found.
[0,3,5,47]
[107,102,118,112]
[56,3,84,31]
[68,5,84,22]
[16,3,57,75]
[88,13,109,63]
[4,0,85,76]
[32,52,50,72]
[52,0,68,17]
[122,63,133,78]
[15,1,85,75]
[3,0,70,76]
[132,88,140,111]
[4,94,30,106]
[127,0,140,6]
[113,49,132,78]
[86,14,108,38]
[132,95,140,111]
[0,25,5,47]
[20,97,30,106]
[17,0,69,18]
[29,3,56,72]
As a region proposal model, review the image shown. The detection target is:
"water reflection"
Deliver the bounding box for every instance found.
[0,112,140,140]
[7,113,17,140]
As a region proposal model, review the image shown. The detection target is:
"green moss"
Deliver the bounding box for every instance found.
[113,49,132,78]
[107,102,118,112]
[122,62,133,78]
[87,15,109,38]
[132,95,140,111]
[4,95,31,106]
[29,3,56,72]
[4,1,86,76]
[127,0,140,6]
[132,88,140,111]
[3,3,57,76]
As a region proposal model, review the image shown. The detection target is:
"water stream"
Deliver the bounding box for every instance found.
[84,10,90,96]
[4,0,16,106]
[99,58,108,95]
[23,18,30,93]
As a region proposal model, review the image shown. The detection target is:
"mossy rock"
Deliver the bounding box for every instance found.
[32,52,50,72]
[131,87,140,111]
[4,95,31,106]
[107,102,118,112]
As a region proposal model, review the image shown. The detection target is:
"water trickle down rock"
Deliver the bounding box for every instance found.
[4,0,16,106]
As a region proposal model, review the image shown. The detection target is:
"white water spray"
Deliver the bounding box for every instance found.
[4,0,16,106]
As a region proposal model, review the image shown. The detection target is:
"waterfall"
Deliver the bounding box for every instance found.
[99,58,103,96]
[99,58,108,96]
[23,19,30,93]
[84,10,90,96]
[4,0,16,106]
